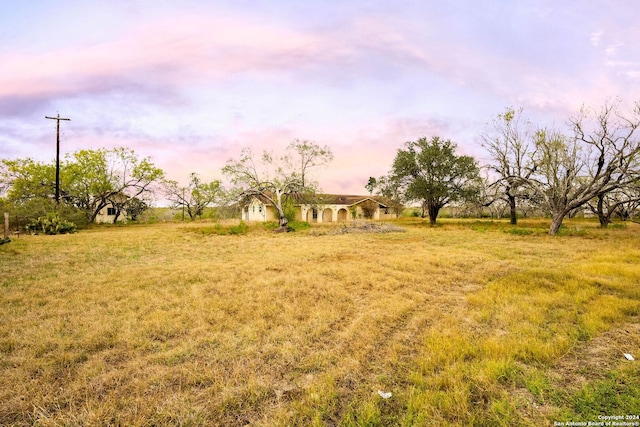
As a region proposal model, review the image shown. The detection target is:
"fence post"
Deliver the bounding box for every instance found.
[3,212,8,239]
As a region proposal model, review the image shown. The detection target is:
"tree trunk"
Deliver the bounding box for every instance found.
[596,194,610,228]
[428,204,440,226]
[548,213,565,234]
[508,194,517,225]
[90,201,108,223]
[275,200,291,232]
[619,208,629,221]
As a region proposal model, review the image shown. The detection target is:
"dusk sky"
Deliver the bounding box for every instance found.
[2,1,640,196]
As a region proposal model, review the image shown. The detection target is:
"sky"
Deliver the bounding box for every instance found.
[2,0,640,197]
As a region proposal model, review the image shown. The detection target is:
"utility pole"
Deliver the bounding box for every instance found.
[45,113,71,204]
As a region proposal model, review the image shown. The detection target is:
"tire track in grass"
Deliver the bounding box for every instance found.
[261,277,484,425]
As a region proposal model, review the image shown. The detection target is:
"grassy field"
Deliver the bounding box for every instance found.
[1,218,639,426]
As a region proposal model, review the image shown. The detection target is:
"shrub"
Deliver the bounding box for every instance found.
[289,221,310,231]
[1,198,88,230]
[401,209,421,218]
[25,214,77,235]
[228,221,248,235]
[282,199,298,223]
[195,222,248,236]
[360,200,379,219]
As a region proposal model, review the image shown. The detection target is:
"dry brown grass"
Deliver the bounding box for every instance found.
[1,219,639,426]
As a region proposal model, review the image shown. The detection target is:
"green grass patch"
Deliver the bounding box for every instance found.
[609,222,628,229]
[549,366,640,422]
[187,220,250,235]
[262,220,311,231]
[570,368,640,416]
[505,227,535,236]
[228,221,249,235]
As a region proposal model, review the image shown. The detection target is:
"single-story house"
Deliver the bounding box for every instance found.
[95,202,127,223]
[95,194,130,224]
[242,194,395,223]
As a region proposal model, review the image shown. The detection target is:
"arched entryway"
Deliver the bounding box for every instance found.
[306,208,318,223]
[322,208,333,222]
[337,208,348,222]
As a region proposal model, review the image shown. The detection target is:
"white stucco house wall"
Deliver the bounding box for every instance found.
[241,194,394,223]
[95,202,127,224]
[95,198,128,224]
[243,196,279,222]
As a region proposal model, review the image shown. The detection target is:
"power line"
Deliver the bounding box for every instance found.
[45,113,71,204]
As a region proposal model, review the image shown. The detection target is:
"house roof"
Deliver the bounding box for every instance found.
[313,194,388,207]
[247,193,388,208]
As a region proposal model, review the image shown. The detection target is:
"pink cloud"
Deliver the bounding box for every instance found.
[0,14,310,98]
[124,114,455,194]
[0,11,475,102]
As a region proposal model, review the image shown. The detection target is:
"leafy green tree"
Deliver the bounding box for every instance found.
[64,148,164,223]
[1,148,164,224]
[389,136,480,225]
[164,173,222,220]
[1,158,56,203]
[365,177,377,195]
[122,197,148,221]
[0,158,81,227]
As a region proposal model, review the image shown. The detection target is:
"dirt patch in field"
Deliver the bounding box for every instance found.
[310,221,406,235]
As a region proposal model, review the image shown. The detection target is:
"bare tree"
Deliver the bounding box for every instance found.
[576,103,640,227]
[622,184,640,223]
[474,174,508,219]
[290,139,333,189]
[223,141,333,231]
[164,173,222,220]
[516,101,640,234]
[482,107,536,224]
[586,175,640,225]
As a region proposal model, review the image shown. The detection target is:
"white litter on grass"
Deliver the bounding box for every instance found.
[377,390,392,399]
[623,353,635,361]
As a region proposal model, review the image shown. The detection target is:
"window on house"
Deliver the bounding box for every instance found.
[259,206,263,213]
[107,207,116,216]
[312,209,318,219]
